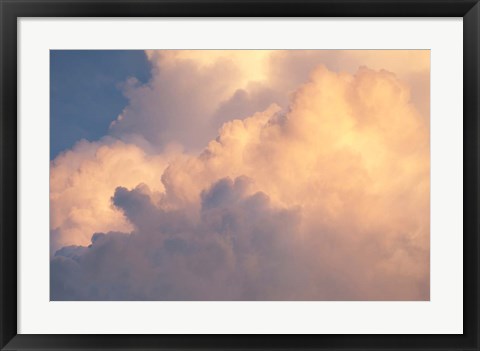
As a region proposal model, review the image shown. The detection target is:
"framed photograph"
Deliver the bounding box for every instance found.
[1,0,479,350]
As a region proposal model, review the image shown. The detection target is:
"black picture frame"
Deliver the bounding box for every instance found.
[1,0,479,350]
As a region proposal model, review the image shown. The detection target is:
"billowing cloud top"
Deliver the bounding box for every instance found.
[51,50,430,300]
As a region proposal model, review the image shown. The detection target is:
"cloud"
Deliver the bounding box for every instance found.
[52,177,303,300]
[107,50,429,151]
[108,50,273,152]
[51,61,429,300]
[50,138,176,251]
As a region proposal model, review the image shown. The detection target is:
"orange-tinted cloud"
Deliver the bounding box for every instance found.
[51,51,429,300]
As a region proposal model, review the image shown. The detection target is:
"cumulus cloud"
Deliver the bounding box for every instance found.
[108,50,274,151]
[107,50,430,151]
[50,138,178,251]
[51,57,429,300]
[52,177,303,300]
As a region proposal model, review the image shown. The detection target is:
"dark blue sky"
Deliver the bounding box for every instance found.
[50,50,151,159]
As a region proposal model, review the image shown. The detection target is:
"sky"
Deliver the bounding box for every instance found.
[50,50,430,301]
[50,50,151,159]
